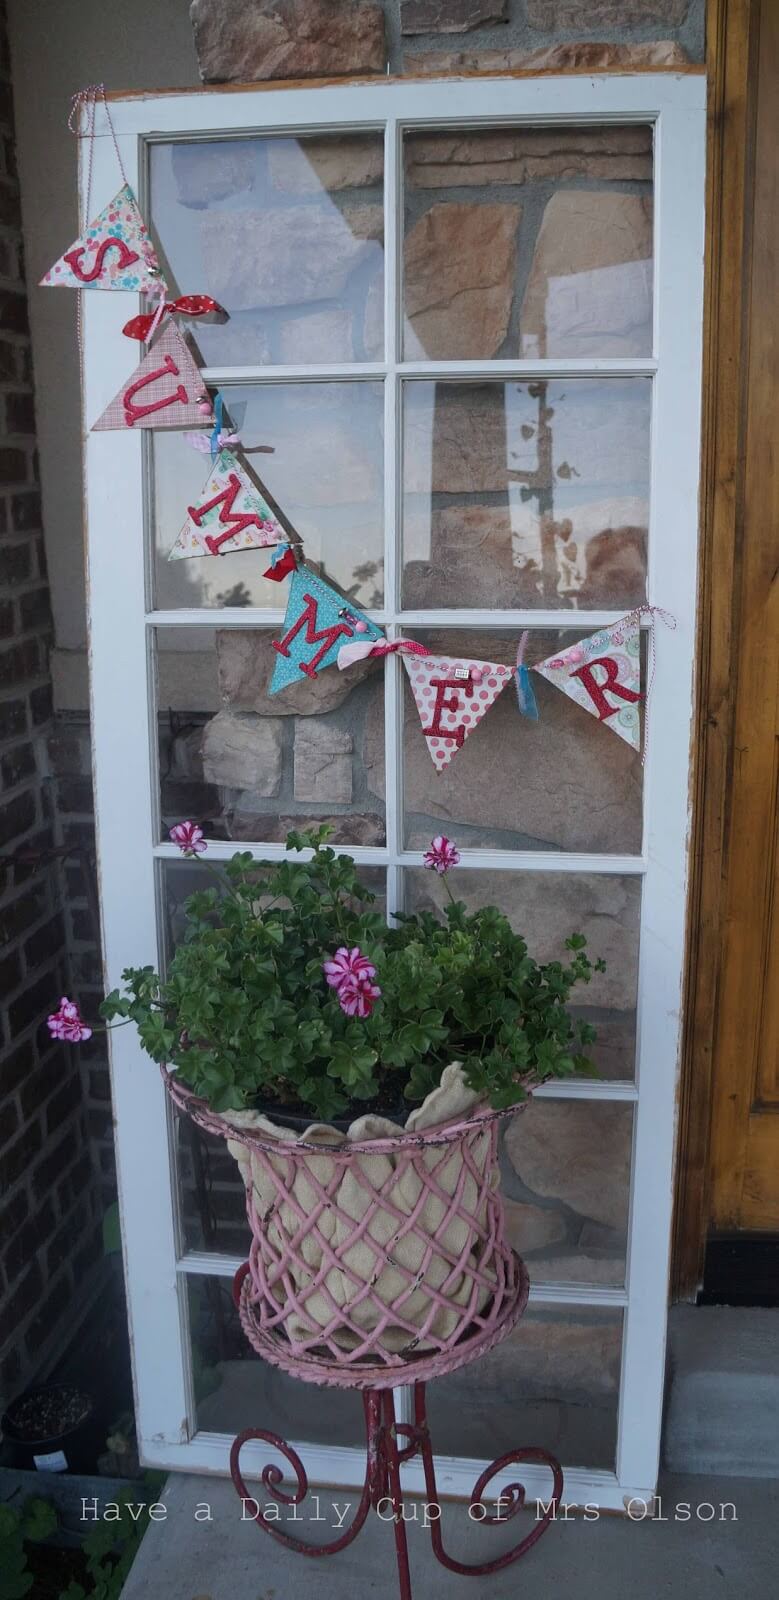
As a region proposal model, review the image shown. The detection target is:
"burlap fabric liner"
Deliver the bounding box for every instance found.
[223,1063,501,1353]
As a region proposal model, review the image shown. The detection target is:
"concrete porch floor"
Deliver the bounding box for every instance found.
[120,1470,776,1599]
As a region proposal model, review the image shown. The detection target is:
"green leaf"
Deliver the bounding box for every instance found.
[19,1498,57,1543]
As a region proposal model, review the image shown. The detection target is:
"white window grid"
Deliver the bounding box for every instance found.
[81,74,705,1512]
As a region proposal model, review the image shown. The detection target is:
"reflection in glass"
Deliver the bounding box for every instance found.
[176,1114,250,1258]
[424,1306,622,1467]
[402,380,650,610]
[405,869,638,1083]
[187,1275,365,1445]
[500,1100,632,1287]
[395,629,643,853]
[154,627,386,846]
[153,383,384,610]
[403,125,653,360]
[150,135,384,366]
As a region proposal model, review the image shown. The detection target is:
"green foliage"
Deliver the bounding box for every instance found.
[58,1476,166,1600]
[0,1498,58,1600]
[0,1481,163,1600]
[101,828,604,1120]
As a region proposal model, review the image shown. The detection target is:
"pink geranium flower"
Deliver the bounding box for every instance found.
[423,835,461,874]
[337,975,382,1018]
[170,821,207,856]
[323,947,381,1018]
[323,946,377,991]
[47,997,92,1043]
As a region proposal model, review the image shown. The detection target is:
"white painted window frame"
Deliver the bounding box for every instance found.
[81,72,705,1513]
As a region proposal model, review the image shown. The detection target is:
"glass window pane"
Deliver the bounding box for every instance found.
[404,868,638,1083]
[395,628,643,853]
[150,135,384,365]
[186,1275,366,1445]
[402,379,650,610]
[403,125,653,360]
[177,1114,250,1258]
[152,382,384,610]
[155,627,386,846]
[502,1101,632,1287]
[425,1306,622,1468]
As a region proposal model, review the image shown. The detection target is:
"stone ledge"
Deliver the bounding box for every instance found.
[403,40,691,75]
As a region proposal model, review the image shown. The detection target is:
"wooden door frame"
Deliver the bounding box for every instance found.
[672,0,760,1298]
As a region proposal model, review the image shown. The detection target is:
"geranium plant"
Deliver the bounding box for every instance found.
[87,825,605,1123]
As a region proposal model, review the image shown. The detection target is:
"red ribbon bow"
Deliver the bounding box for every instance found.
[123,295,225,341]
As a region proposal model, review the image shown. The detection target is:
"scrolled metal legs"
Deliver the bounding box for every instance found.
[411,1382,564,1577]
[231,1379,562,1597]
[229,1392,377,1557]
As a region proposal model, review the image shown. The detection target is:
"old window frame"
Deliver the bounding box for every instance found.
[82,71,706,1511]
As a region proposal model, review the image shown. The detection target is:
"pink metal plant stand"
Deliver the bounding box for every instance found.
[166,1073,563,1598]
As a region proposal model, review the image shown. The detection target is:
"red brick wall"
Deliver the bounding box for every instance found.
[0,1,103,1412]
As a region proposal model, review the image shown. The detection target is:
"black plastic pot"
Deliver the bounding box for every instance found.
[1,1383,99,1474]
[254,1097,413,1135]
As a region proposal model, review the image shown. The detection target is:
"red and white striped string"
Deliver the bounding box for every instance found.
[68,85,163,355]
[622,604,676,765]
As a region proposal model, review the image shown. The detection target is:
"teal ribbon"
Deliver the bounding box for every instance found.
[210,391,224,460]
[516,663,539,720]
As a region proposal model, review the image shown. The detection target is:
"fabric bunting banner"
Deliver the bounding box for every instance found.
[533,616,642,750]
[91,324,212,432]
[403,653,513,773]
[168,450,286,560]
[40,183,167,295]
[270,568,384,695]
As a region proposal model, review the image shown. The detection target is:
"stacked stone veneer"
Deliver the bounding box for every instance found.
[190,0,704,80]
[0,1,104,1413]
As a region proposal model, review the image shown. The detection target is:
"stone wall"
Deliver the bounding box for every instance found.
[190,0,704,81]
[0,3,104,1413]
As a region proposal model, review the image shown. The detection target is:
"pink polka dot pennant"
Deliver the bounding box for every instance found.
[403,653,513,773]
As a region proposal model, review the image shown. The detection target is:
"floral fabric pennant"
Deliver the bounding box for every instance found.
[270,568,384,695]
[168,450,286,560]
[91,324,212,432]
[533,617,642,750]
[403,653,513,773]
[40,183,167,294]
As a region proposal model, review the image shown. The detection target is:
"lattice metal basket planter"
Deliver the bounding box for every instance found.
[164,1068,529,1387]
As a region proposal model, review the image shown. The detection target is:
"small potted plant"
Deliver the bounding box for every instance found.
[1,1383,98,1474]
[53,826,603,1375]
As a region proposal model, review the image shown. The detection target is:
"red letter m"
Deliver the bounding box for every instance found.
[272,593,354,679]
[189,473,265,554]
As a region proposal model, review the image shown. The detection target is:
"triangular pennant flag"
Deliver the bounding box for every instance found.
[403,653,513,773]
[91,324,211,432]
[533,617,642,750]
[270,567,384,694]
[40,184,167,294]
[168,450,287,560]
